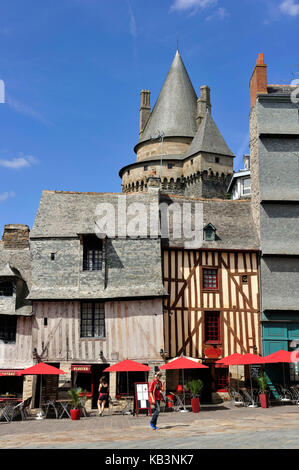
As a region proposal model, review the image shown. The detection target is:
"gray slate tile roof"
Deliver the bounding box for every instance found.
[137,51,198,146]
[160,194,259,251]
[186,110,235,158]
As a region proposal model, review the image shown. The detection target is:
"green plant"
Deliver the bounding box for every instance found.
[187,379,204,398]
[68,387,83,409]
[256,373,268,393]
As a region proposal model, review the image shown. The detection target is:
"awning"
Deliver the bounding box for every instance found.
[0,370,23,376]
[71,364,92,373]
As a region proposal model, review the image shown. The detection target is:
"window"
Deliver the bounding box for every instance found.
[83,235,103,271]
[0,282,13,297]
[190,159,193,165]
[80,302,105,338]
[0,315,17,343]
[215,157,220,163]
[203,269,218,290]
[242,178,251,196]
[205,311,220,343]
[203,223,216,241]
[144,165,148,171]
[168,163,173,169]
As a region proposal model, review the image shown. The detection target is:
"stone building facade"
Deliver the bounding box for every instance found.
[249,54,299,389]
[0,51,297,408]
[119,51,234,199]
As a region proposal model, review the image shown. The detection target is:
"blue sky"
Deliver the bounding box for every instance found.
[0,0,298,235]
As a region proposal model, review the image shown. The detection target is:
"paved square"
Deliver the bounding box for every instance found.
[1,403,299,449]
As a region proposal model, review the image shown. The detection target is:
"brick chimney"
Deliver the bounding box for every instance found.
[250,53,268,109]
[2,224,30,249]
[139,89,151,136]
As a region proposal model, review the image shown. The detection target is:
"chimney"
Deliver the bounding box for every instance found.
[139,89,151,136]
[196,85,211,128]
[243,154,250,170]
[2,224,30,249]
[249,53,267,109]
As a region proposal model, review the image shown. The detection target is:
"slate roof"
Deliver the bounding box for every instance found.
[159,194,260,250]
[0,243,32,316]
[186,110,235,159]
[136,51,198,148]
[30,190,161,238]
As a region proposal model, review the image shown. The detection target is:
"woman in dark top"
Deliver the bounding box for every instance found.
[98,376,109,416]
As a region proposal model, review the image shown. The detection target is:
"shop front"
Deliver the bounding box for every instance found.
[71,363,110,409]
[262,312,299,395]
[0,369,23,402]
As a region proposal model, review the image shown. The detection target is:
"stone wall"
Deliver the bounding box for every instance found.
[2,225,30,249]
[136,137,192,161]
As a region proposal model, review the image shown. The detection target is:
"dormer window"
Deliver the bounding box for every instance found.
[203,223,216,242]
[83,235,103,271]
[0,281,13,297]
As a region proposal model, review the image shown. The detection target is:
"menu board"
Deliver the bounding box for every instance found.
[135,382,151,416]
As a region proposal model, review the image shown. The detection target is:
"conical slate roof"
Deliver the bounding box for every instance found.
[137,51,198,146]
[186,110,234,158]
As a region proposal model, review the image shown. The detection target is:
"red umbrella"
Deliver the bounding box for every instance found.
[160,356,208,412]
[21,362,65,411]
[21,362,66,375]
[103,359,150,373]
[159,356,208,370]
[103,359,150,397]
[263,350,299,391]
[215,353,243,365]
[262,350,296,364]
[224,354,265,406]
[227,353,265,365]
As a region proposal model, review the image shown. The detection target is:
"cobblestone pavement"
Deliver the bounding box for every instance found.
[1,403,299,449]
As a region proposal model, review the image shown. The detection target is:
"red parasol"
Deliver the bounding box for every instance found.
[21,362,66,375]
[262,350,298,364]
[160,356,208,412]
[227,353,265,365]
[21,362,65,412]
[103,359,150,373]
[160,356,208,370]
[103,360,150,398]
[215,353,243,365]
[262,350,299,391]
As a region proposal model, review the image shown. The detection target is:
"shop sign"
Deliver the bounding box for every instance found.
[71,365,91,373]
[204,346,222,359]
[0,370,22,376]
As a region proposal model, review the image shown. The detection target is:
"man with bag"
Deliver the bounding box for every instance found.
[149,371,163,430]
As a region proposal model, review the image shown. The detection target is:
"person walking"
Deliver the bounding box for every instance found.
[98,376,109,416]
[149,371,163,430]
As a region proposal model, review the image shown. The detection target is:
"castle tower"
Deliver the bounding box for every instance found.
[119,50,235,197]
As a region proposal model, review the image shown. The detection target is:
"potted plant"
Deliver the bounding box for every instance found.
[68,387,84,420]
[256,373,269,409]
[187,379,204,413]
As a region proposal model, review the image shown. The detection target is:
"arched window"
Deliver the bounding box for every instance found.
[0,282,13,297]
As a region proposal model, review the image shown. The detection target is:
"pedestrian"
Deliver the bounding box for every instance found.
[98,376,109,416]
[149,371,163,430]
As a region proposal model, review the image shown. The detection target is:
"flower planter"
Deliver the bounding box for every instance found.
[70,409,81,420]
[191,397,200,413]
[259,393,269,409]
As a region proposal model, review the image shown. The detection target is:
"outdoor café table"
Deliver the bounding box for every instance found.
[57,400,72,419]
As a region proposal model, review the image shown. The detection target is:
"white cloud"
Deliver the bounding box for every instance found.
[170,0,217,12]
[0,191,15,203]
[280,0,299,16]
[6,95,53,126]
[127,0,137,38]
[0,155,38,169]
[206,6,229,20]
